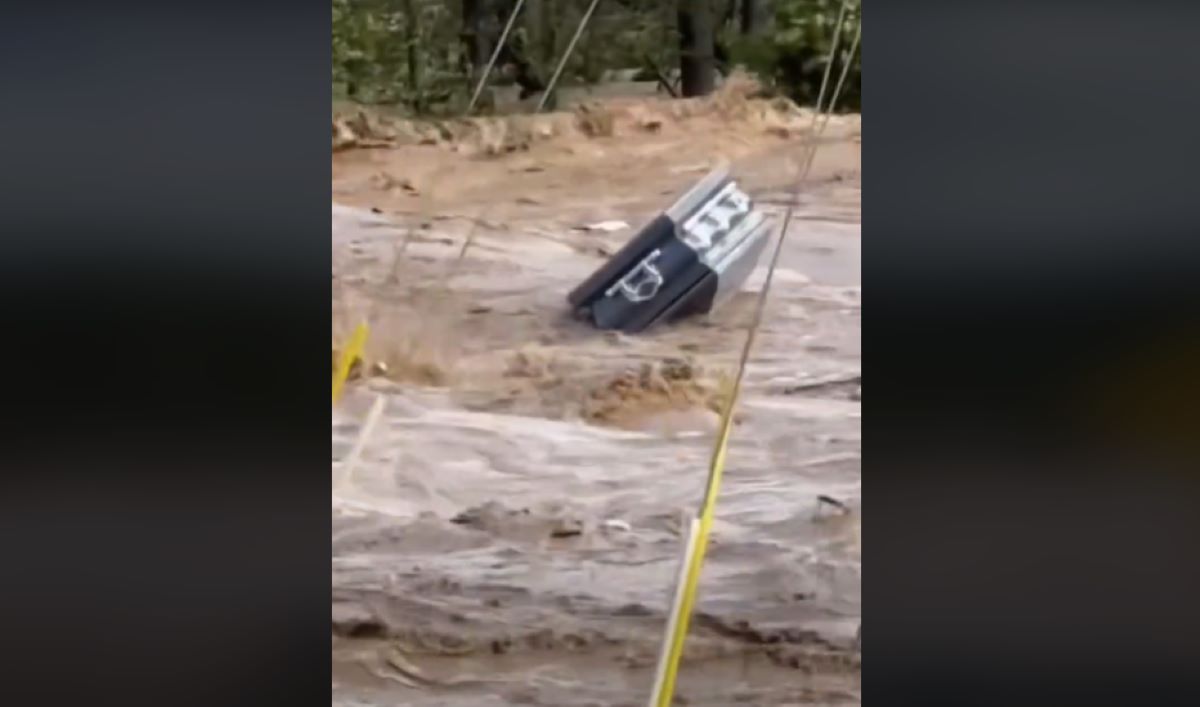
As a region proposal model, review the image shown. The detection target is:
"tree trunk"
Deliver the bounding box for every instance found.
[462,0,491,76]
[740,0,774,36]
[538,0,560,70]
[403,0,421,111]
[525,0,545,64]
[495,0,546,98]
[678,0,716,97]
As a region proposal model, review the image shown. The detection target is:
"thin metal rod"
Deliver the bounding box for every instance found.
[696,0,855,514]
[808,13,862,180]
[335,393,387,489]
[645,4,860,704]
[467,0,527,114]
[535,0,603,113]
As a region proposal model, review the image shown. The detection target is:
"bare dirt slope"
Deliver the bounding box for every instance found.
[331,85,861,706]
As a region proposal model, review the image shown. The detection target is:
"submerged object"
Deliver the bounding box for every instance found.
[567,163,774,333]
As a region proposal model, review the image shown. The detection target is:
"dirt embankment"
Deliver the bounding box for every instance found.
[333,72,859,156]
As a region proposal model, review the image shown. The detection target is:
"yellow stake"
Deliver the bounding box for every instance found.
[649,376,739,707]
[647,5,860,701]
[332,322,369,405]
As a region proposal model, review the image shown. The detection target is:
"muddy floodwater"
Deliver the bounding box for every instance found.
[332,91,861,706]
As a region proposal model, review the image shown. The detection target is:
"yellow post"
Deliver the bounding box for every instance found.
[645,4,860,702]
[332,322,369,405]
[648,375,739,707]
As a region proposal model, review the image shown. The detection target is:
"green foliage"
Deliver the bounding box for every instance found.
[332,0,465,110]
[331,0,862,113]
[728,0,861,110]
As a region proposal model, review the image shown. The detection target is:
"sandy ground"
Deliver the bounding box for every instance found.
[331,86,861,706]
